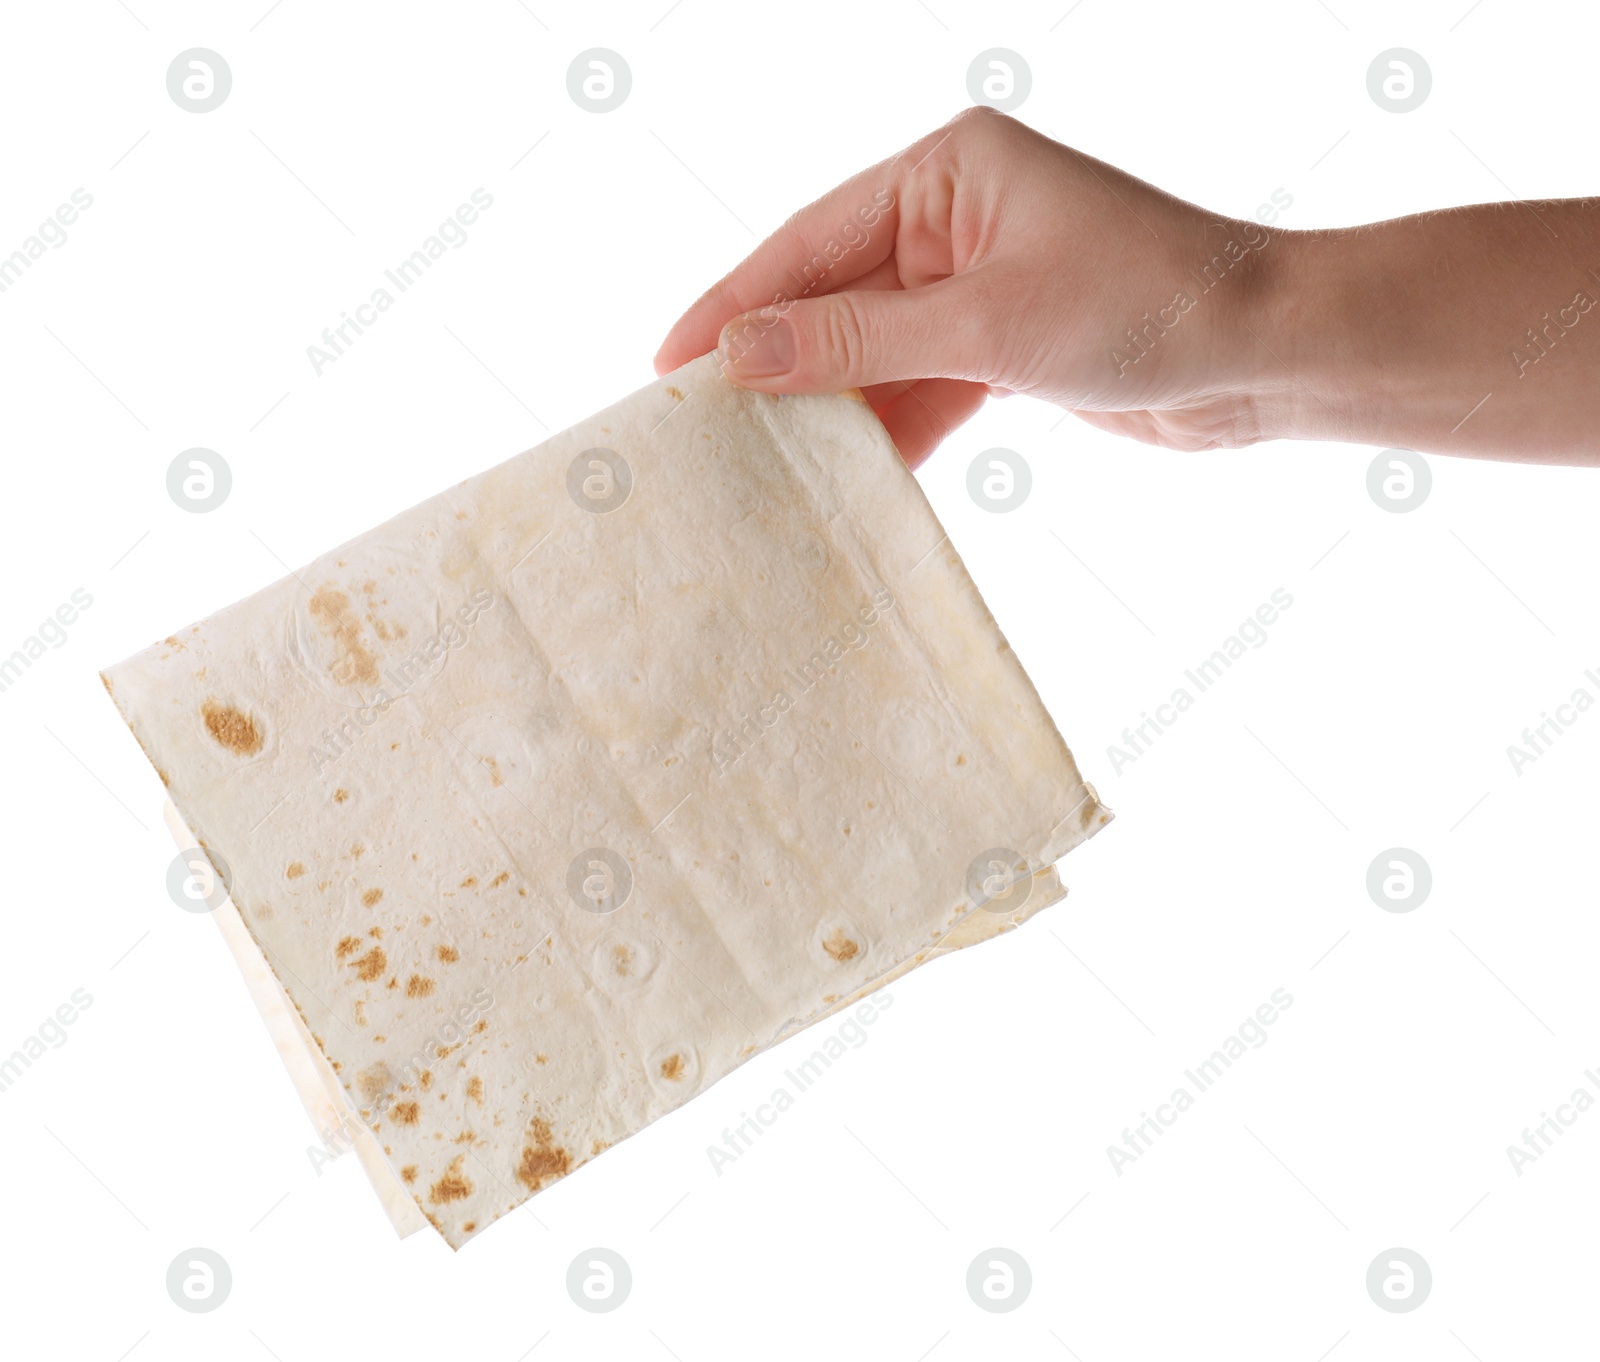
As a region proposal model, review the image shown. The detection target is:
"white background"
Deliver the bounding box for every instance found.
[2,1,1596,1358]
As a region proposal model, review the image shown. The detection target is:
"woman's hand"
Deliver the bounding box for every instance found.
[656,108,1600,468]
[654,107,1278,467]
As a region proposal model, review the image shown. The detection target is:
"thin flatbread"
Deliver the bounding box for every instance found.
[160,800,429,1238]
[167,794,1068,1240]
[105,352,1109,1248]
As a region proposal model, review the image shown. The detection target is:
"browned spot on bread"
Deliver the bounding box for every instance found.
[335,935,363,960]
[350,843,365,858]
[534,1053,547,1065]
[467,1076,483,1104]
[462,1221,476,1232]
[369,926,382,938]
[362,887,384,907]
[428,1155,473,1204]
[392,1101,421,1125]
[515,1118,573,1193]
[334,788,349,803]
[352,946,387,981]
[460,875,477,888]
[437,1043,460,1058]
[436,944,459,963]
[613,943,634,976]
[472,1019,487,1034]
[200,700,263,755]
[285,861,306,879]
[419,1069,432,1091]
[488,871,509,888]
[665,384,685,400]
[822,929,860,962]
[420,913,433,926]
[308,588,379,686]
[956,753,968,766]
[400,1165,417,1183]
[660,1053,686,1080]
[406,974,436,998]
[1080,801,1095,829]
[355,1064,392,1101]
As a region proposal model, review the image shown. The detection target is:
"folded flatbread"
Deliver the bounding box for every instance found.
[104,353,1109,1248]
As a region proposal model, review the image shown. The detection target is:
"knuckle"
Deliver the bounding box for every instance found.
[950,103,1018,141]
[949,103,995,125]
[818,293,871,379]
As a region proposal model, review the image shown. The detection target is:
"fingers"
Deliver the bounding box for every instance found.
[653,162,905,375]
[870,378,989,470]
[715,273,997,393]
[653,113,986,376]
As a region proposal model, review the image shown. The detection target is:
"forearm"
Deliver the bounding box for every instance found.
[1250,200,1600,463]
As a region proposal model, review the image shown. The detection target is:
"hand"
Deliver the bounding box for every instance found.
[653,107,1277,467]
[656,109,1600,468]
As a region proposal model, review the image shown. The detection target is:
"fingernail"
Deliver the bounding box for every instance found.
[720,315,794,379]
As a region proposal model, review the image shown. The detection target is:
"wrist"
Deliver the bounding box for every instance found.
[1234,225,1371,446]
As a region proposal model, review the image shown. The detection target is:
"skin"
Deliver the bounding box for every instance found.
[655,107,1600,470]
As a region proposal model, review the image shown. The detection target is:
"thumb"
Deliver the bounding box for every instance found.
[716,279,992,393]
